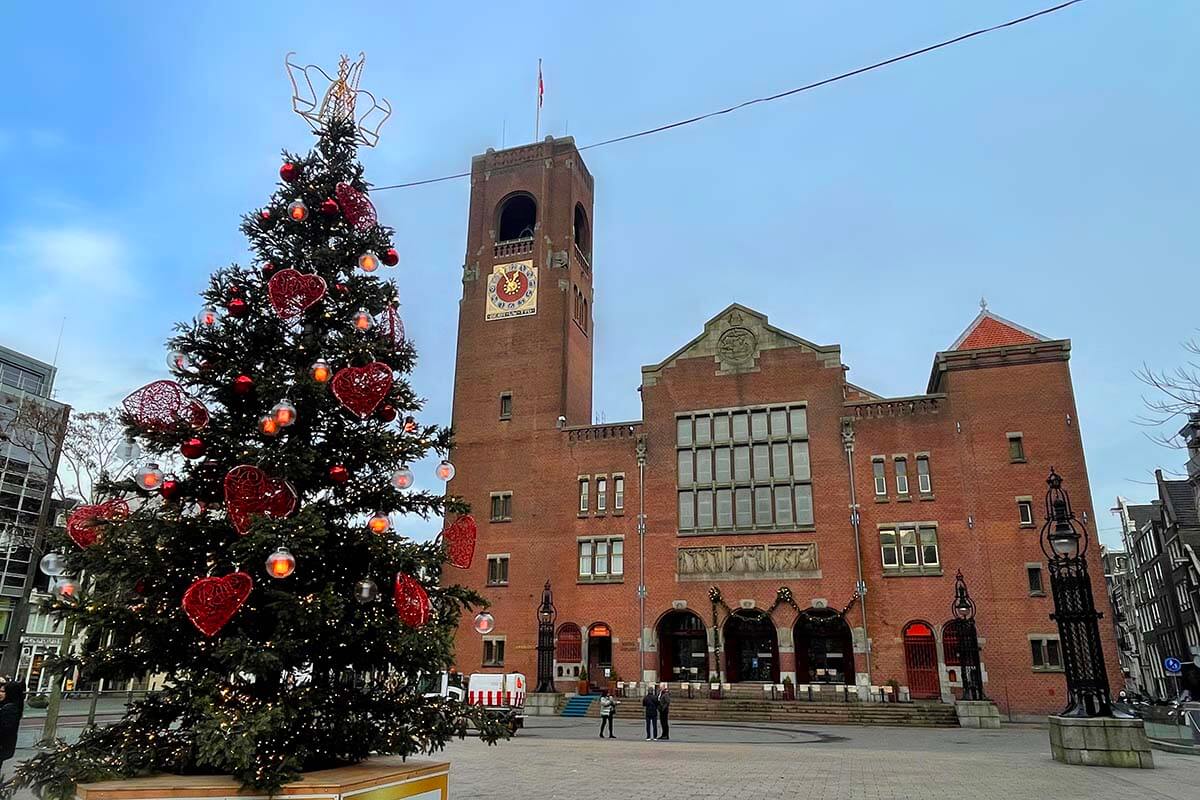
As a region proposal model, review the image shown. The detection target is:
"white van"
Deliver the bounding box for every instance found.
[466,672,527,733]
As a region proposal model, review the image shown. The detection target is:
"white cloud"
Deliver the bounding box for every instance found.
[1,226,134,293]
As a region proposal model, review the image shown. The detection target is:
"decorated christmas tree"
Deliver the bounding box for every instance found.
[18,55,503,799]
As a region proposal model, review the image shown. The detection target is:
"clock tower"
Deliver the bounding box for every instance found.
[450,137,595,446]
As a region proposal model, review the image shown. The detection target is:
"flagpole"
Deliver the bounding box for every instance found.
[535,58,542,140]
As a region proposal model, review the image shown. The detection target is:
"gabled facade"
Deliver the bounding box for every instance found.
[446,140,1117,718]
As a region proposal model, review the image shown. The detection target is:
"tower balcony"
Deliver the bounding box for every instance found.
[494,237,534,259]
[574,242,591,273]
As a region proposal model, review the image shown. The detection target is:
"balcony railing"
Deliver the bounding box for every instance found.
[574,243,591,273]
[493,237,534,259]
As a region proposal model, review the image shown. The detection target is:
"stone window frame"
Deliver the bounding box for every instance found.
[1007,432,1027,463]
[915,452,933,497]
[872,456,888,499]
[878,521,941,577]
[595,475,608,515]
[1017,496,1036,528]
[482,636,506,667]
[489,491,513,523]
[1026,562,1045,596]
[498,391,513,420]
[577,535,625,583]
[578,476,589,516]
[893,455,910,499]
[675,402,812,535]
[612,473,625,514]
[486,553,510,587]
[1029,633,1063,672]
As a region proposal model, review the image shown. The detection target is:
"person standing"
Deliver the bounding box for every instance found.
[598,690,618,738]
[0,681,26,778]
[642,687,659,741]
[657,685,671,741]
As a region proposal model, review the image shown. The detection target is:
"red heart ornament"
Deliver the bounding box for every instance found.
[223,465,297,535]
[394,573,431,627]
[267,269,327,322]
[379,307,405,351]
[335,182,378,232]
[441,515,477,569]
[66,499,130,549]
[331,362,393,419]
[182,572,253,637]
[123,381,210,432]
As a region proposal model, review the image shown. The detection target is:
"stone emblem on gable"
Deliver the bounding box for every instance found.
[717,326,757,367]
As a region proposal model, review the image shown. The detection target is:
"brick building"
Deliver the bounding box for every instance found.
[446,138,1118,718]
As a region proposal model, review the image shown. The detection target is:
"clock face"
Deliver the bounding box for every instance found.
[486,260,538,320]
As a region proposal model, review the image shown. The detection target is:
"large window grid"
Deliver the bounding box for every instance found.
[578,537,624,582]
[677,404,812,533]
[879,524,941,575]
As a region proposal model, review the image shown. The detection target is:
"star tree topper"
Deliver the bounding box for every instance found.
[286,51,392,147]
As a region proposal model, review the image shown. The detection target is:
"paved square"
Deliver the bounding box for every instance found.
[440,718,1200,799]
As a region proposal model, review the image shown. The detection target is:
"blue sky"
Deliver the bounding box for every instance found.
[1,1,1196,545]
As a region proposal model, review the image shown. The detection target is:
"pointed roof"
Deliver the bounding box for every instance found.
[949,303,1049,351]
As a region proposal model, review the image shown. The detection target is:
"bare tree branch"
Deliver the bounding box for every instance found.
[1134,334,1200,449]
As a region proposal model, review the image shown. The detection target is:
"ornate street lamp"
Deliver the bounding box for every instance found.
[950,570,985,701]
[535,580,557,693]
[1039,469,1114,717]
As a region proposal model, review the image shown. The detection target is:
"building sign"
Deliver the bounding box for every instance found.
[485,260,538,320]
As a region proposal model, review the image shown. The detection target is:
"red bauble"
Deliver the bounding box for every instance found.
[378,404,397,422]
[66,499,130,549]
[259,209,271,220]
[393,573,432,627]
[180,437,206,459]
[267,269,327,321]
[441,515,478,569]
[382,248,399,267]
[182,572,253,637]
[123,381,209,431]
[223,465,297,535]
[160,478,181,501]
[227,298,248,318]
[335,182,378,231]
[233,374,254,395]
[228,285,241,297]
[335,283,348,294]
[279,162,300,182]
[319,198,340,216]
[329,464,350,484]
[331,362,394,419]
[261,262,277,278]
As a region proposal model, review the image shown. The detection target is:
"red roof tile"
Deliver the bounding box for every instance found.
[954,315,1041,350]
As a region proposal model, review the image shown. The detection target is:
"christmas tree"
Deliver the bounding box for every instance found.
[18,57,505,799]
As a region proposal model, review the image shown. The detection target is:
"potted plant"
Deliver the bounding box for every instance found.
[782,675,795,701]
[577,668,590,695]
[607,668,620,692]
[886,678,901,703]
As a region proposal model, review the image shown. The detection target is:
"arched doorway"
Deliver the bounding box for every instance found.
[794,608,855,685]
[555,623,582,680]
[587,623,613,689]
[658,610,709,682]
[723,610,779,682]
[902,621,940,699]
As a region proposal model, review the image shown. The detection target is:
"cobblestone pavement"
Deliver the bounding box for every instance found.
[440,718,1200,799]
[6,716,1199,799]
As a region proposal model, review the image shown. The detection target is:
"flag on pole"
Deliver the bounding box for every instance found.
[537,59,544,108]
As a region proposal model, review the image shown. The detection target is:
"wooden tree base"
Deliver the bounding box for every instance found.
[75,758,450,800]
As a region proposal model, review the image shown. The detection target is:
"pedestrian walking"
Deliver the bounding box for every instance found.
[642,687,659,740]
[598,690,618,738]
[0,681,26,778]
[657,685,671,741]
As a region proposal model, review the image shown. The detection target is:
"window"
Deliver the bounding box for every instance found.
[497,192,536,242]
[676,402,813,532]
[489,492,512,522]
[1008,433,1026,462]
[873,459,887,497]
[880,525,940,574]
[596,477,607,512]
[1018,500,1035,527]
[614,476,624,511]
[578,479,589,513]
[1030,636,1063,671]
[483,637,506,666]
[895,458,909,495]
[487,555,510,586]
[1027,565,1044,595]
[916,456,931,494]
[499,392,513,420]
[579,537,624,581]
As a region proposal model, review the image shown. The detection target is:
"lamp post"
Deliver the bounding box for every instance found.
[535,580,556,693]
[950,570,985,701]
[1039,469,1114,717]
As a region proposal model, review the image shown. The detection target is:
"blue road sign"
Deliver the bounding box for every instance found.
[1164,656,1182,674]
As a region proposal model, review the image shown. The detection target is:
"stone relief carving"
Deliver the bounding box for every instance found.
[677,543,819,581]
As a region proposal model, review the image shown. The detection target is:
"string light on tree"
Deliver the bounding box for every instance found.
[271,399,298,427]
[367,513,391,534]
[287,199,309,221]
[135,463,164,491]
[357,252,380,273]
[310,359,332,383]
[353,309,373,331]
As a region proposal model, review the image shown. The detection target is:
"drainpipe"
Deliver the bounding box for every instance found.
[843,420,872,684]
[636,436,648,683]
